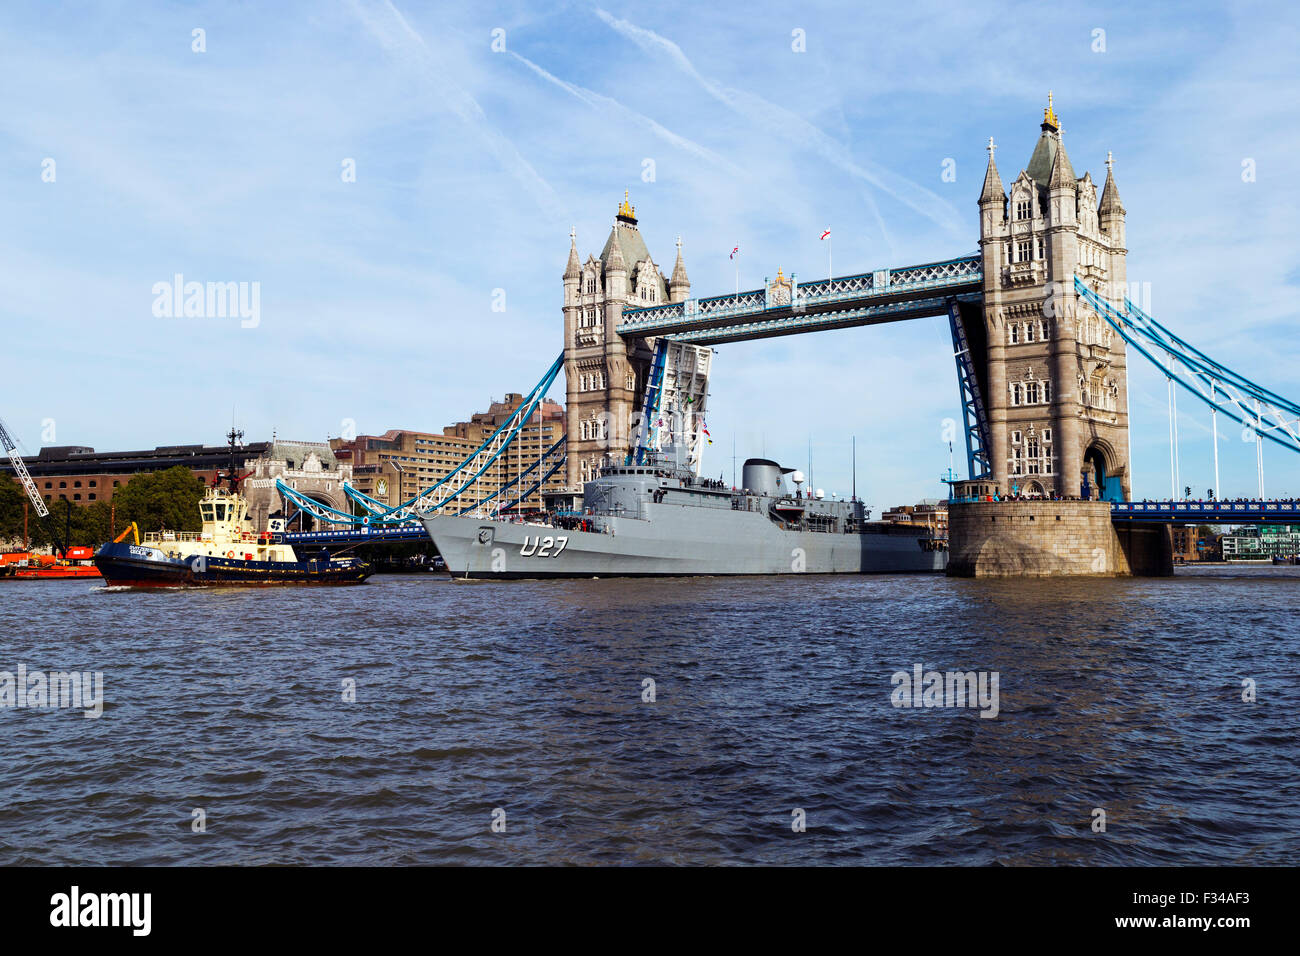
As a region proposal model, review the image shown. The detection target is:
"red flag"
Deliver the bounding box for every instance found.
[729,246,739,259]
[820,229,831,240]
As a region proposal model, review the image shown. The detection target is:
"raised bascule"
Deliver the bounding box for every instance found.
[274,96,1300,577]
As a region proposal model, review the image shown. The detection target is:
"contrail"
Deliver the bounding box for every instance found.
[348,0,563,217]
[507,50,745,179]
[594,8,966,238]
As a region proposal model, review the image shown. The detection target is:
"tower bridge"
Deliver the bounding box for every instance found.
[273,95,1299,574]
[562,95,1141,504]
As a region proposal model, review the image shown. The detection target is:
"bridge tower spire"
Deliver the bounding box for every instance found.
[670,236,690,302]
[977,95,1132,500]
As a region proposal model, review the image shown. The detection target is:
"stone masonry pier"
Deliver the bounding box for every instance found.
[947,500,1173,577]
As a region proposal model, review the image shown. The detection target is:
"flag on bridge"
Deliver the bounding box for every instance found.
[730,246,739,259]
[820,229,831,240]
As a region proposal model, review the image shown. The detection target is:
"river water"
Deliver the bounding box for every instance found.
[1,566,1296,865]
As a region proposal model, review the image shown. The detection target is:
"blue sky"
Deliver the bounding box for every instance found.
[1,0,1297,506]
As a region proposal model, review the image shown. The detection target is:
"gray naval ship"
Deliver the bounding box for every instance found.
[424,455,947,579]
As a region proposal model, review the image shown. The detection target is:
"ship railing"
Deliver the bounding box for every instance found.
[143,531,205,543]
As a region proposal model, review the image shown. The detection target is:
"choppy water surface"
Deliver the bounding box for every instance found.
[1,566,1296,865]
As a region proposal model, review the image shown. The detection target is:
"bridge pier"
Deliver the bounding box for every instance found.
[947,499,1172,577]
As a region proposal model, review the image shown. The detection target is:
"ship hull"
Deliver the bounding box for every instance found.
[424,510,946,579]
[5,568,103,581]
[92,542,372,588]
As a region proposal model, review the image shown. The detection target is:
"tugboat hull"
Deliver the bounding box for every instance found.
[93,542,371,588]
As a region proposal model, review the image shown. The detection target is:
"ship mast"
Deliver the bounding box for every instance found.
[224,427,244,495]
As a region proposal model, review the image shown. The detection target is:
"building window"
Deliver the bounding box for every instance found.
[1010,383,1022,406]
[1009,324,1019,345]
[1016,200,1031,220]
[1011,430,1022,444]
[1037,237,1045,259]
[1026,382,1040,404]
[59,481,66,488]
[88,494,96,501]
[44,482,51,489]
[89,480,97,487]
[73,493,81,501]
[73,480,82,488]
[1043,381,1052,403]
[1042,428,1052,442]
[1011,448,1023,475]
[1039,319,1049,340]
[1025,322,1036,343]
[1017,240,1031,263]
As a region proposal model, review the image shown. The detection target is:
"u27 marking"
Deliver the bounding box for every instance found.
[519,535,569,557]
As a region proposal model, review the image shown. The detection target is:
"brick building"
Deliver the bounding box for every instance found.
[332,392,565,513]
[2,442,270,505]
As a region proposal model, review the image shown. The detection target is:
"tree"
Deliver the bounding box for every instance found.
[2,466,206,551]
[0,478,33,546]
[111,467,207,534]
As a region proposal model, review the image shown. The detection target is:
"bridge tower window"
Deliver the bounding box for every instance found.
[1016,200,1031,220]
[1026,436,1041,474]
[1009,324,1019,344]
[1025,322,1036,343]
[1017,240,1031,262]
[1010,383,1022,406]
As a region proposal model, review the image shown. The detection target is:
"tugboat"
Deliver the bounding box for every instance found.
[93,430,371,588]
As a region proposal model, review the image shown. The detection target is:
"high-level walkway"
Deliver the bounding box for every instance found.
[616,254,982,345]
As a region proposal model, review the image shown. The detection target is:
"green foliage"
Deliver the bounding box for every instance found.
[0,478,29,543]
[2,466,206,550]
[110,466,207,535]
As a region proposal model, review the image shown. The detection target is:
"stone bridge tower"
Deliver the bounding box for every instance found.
[562,193,690,489]
[977,95,1132,500]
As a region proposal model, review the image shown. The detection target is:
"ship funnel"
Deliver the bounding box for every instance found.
[742,458,788,496]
